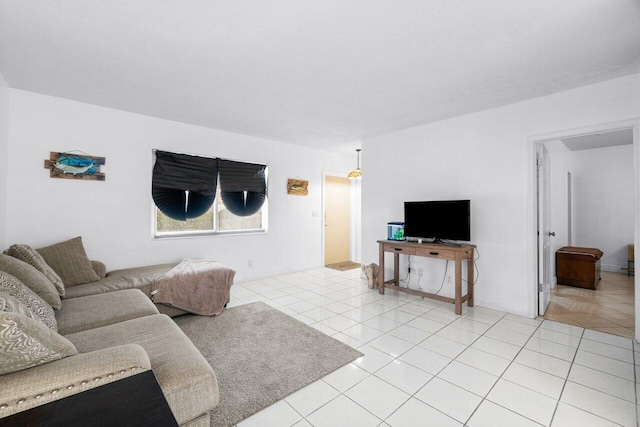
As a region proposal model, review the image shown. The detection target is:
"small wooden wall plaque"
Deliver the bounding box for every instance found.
[287,179,308,195]
[44,152,106,181]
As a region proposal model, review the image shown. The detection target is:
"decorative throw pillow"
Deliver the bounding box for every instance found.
[0,271,56,330]
[6,244,65,297]
[91,260,107,280]
[0,311,77,375]
[0,291,43,323]
[36,237,100,287]
[0,254,62,309]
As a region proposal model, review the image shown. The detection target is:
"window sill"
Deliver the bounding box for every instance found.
[153,229,267,240]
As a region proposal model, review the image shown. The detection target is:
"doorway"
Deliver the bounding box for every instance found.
[531,122,639,340]
[324,175,351,267]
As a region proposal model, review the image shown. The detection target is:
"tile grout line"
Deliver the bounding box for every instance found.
[546,322,585,427]
[635,342,638,427]
[237,270,635,426]
[461,315,547,426]
[373,305,490,426]
[296,295,448,426]
[373,311,469,425]
[303,293,465,425]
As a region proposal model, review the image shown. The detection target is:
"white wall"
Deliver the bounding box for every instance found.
[544,139,573,287]
[572,145,635,272]
[5,89,354,281]
[362,73,640,317]
[0,72,9,249]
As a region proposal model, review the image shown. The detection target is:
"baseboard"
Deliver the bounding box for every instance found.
[601,264,627,273]
[235,264,323,283]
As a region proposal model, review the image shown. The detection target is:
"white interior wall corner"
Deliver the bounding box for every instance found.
[361,73,640,318]
[0,72,10,249]
[634,123,640,343]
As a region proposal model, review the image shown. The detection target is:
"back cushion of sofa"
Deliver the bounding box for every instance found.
[0,254,62,309]
[36,237,100,287]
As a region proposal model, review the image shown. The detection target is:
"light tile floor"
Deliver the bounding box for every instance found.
[231,267,639,427]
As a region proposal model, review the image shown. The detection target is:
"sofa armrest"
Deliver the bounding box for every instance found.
[0,344,151,418]
[90,260,107,279]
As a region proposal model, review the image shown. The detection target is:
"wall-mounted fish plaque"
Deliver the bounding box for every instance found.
[287,178,308,195]
[44,152,106,181]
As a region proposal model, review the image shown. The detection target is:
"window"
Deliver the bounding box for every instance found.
[153,151,267,237]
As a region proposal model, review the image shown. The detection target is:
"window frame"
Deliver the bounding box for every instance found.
[152,154,268,239]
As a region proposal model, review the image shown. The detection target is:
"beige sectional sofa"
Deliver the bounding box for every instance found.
[0,238,220,426]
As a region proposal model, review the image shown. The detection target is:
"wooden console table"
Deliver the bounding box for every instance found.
[378,240,475,315]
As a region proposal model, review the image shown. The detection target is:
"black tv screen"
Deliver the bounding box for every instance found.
[404,200,470,242]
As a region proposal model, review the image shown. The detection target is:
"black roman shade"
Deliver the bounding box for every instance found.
[218,159,267,217]
[152,151,218,221]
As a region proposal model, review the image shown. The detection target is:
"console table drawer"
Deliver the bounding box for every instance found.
[383,244,417,255]
[415,247,455,259]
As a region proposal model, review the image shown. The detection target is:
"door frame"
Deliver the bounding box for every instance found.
[567,171,573,247]
[322,170,355,267]
[526,119,639,339]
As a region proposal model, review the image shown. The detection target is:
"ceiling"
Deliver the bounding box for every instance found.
[1,1,639,153]
[562,129,634,151]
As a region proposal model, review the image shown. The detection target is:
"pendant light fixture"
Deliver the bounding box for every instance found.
[347,148,362,179]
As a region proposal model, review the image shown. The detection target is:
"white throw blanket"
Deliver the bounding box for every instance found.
[152,259,235,316]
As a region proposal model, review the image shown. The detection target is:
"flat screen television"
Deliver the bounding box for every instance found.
[404,200,470,242]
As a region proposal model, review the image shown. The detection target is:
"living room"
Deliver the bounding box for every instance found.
[1,2,640,426]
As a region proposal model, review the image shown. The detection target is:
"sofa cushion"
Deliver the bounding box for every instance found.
[0,311,77,375]
[0,254,62,309]
[66,314,219,425]
[91,260,107,279]
[63,263,176,299]
[56,289,160,335]
[36,237,101,287]
[6,244,65,297]
[0,271,56,330]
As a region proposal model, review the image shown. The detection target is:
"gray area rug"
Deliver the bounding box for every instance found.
[174,301,363,427]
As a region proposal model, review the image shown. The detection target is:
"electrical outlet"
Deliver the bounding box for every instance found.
[418,268,423,276]
[446,275,452,284]
[247,259,253,268]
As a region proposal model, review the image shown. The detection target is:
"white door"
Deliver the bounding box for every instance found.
[537,144,554,315]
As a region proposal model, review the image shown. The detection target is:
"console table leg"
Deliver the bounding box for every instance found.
[379,242,385,294]
[467,257,474,307]
[393,253,400,286]
[455,259,462,315]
